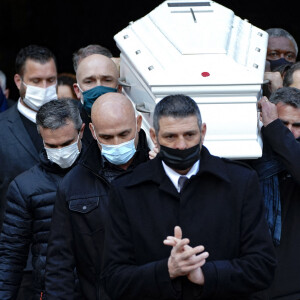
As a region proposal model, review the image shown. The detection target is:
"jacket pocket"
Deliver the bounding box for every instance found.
[68,196,99,213]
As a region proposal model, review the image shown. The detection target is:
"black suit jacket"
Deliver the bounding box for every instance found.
[0,103,40,229]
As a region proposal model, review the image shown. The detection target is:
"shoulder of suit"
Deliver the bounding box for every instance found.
[221,157,255,172]
[0,104,18,123]
[111,159,155,187]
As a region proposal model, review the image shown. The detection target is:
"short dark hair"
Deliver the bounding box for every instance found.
[57,72,77,99]
[58,72,76,86]
[15,45,57,77]
[72,44,113,72]
[36,99,82,133]
[269,87,300,108]
[283,62,300,87]
[153,94,202,133]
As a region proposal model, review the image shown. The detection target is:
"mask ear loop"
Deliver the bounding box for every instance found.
[91,124,101,146]
[76,83,85,105]
[132,118,139,147]
[76,83,84,93]
[76,132,81,148]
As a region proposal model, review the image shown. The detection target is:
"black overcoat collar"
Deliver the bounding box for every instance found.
[120,146,232,189]
[79,129,150,177]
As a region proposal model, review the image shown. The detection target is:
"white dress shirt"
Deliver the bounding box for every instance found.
[17,98,37,123]
[162,160,200,192]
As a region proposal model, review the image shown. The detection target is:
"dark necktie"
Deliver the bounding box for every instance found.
[178,176,188,192]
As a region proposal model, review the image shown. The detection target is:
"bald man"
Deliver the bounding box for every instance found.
[45,93,150,300]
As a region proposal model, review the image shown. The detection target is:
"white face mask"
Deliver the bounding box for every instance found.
[45,135,80,168]
[23,82,57,111]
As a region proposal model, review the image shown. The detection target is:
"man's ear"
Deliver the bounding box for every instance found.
[200,123,207,146]
[117,84,122,93]
[136,114,142,132]
[79,123,85,140]
[89,122,97,140]
[150,128,158,148]
[14,74,22,90]
[73,83,81,100]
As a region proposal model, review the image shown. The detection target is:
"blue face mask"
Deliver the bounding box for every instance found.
[92,125,137,165]
[100,138,137,165]
[79,85,118,115]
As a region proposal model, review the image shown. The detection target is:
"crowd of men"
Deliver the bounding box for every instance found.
[0,26,299,300]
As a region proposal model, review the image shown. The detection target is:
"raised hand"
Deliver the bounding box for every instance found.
[164,226,209,285]
[257,96,279,127]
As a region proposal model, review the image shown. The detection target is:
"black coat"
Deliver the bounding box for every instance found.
[45,130,150,300]
[102,146,277,300]
[0,104,40,229]
[77,102,94,147]
[259,119,300,299]
[0,150,74,299]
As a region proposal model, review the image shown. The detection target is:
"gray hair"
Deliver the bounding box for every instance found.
[72,44,113,72]
[266,28,298,56]
[153,94,202,134]
[0,70,6,91]
[283,61,300,87]
[269,87,300,108]
[36,99,82,133]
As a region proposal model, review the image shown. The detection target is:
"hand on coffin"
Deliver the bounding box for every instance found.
[258,96,279,127]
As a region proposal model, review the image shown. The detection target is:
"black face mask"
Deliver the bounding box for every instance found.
[268,58,292,71]
[158,144,201,170]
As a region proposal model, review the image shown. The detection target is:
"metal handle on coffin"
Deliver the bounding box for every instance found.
[118,78,131,87]
[136,103,150,113]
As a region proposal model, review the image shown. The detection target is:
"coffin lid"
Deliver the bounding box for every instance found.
[114,0,268,86]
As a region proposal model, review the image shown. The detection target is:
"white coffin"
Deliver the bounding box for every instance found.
[114,0,268,159]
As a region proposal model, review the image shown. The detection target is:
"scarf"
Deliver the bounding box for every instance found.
[251,141,285,246]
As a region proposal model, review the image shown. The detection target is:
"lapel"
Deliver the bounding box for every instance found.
[157,167,180,198]
[6,104,39,161]
[121,147,230,199]
[124,158,181,198]
[196,146,231,183]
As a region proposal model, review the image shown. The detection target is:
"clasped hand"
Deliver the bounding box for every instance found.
[164,226,209,285]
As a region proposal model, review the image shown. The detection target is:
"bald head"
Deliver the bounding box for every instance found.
[76,54,119,80]
[91,92,135,124]
[89,93,142,147]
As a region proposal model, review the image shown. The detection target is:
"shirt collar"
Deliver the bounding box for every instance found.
[17,98,37,123]
[162,160,200,192]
